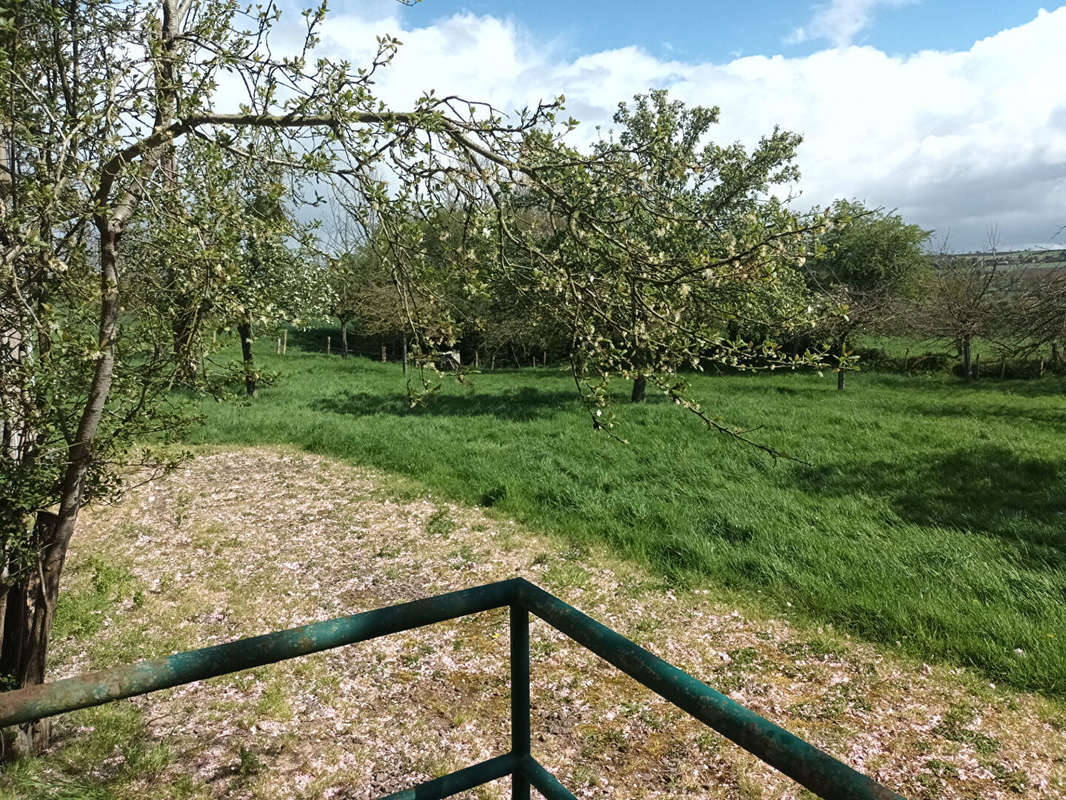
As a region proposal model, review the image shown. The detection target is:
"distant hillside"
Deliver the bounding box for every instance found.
[929,247,1066,271]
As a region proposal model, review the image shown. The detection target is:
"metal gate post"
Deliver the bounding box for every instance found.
[510,603,531,799]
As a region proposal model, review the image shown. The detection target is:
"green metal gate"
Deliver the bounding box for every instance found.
[0,578,905,799]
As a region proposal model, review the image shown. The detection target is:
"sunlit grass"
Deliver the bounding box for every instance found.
[185,333,1066,695]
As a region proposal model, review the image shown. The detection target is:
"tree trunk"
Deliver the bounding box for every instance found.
[0,512,61,757]
[836,335,847,391]
[0,222,122,756]
[171,304,200,385]
[238,319,256,396]
[0,0,181,758]
[3,214,126,754]
[340,320,349,357]
[962,336,972,382]
[631,375,647,403]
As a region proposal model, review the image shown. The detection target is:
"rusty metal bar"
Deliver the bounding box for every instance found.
[515,579,904,800]
[379,753,518,799]
[0,579,519,728]
[0,577,906,800]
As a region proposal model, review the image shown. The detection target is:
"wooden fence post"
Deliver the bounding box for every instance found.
[326,336,331,356]
[282,330,287,356]
[276,337,281,355]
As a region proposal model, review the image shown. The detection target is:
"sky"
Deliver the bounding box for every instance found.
[290,0,1066,251]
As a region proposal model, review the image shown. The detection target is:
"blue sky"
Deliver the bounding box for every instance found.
[396,1,1047,62]
[305,1,1066,250]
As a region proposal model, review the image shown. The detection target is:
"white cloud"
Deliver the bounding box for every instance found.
[788,0,918,48]
[297,5,1066,251]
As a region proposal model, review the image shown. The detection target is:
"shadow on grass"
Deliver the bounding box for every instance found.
[797,445,1066,568]
[896,399,1066,431]
[312,386,583,422]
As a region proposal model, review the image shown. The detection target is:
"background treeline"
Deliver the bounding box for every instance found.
[320,199,1066,387]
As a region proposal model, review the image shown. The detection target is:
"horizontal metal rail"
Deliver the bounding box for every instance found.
[0,578,905,800]
[0,580,517,727]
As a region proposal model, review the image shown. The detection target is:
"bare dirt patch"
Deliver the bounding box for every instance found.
[21,447,1066,799]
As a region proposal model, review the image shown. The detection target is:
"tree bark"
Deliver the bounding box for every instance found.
[837,336,846,391]
[2,218,124,754]
[962,335,972,382]
[171,305,200,385]
[631,375,647,403]
[340,319,349,357]
[0,512,61,757]
[238,319,256,396]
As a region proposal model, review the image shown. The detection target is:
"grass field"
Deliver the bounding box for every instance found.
[184,335,1066,696]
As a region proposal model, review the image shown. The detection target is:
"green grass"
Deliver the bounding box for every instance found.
[184,337,1066,696]
[52,556,142,641]
[0,704,178,800]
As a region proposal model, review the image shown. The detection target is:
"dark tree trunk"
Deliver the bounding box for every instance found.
[340,319,349,357]
[837,336,847,391]
[962,335,972,382]
[238,319,256,396]
[631,375,647,403]
[171,305,200,385]
[1,512,61,757]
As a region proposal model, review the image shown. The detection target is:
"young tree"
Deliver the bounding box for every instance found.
[973,255,1066,373]
[124,139,320,393]
[483,91,830,440]
[912,232,1032,382]
[804,200,932,389]
[0,0,558,752]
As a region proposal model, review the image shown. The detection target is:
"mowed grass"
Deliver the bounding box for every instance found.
[184,336,1066,696]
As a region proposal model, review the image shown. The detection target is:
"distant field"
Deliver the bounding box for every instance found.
[184,336,1066,696]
